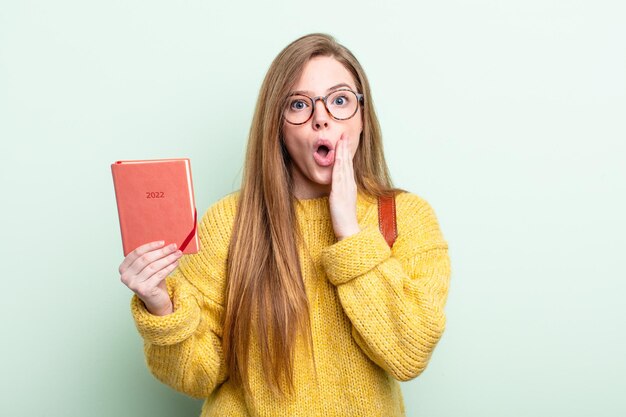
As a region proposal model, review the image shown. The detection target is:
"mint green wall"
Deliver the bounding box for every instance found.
[1,1,625,416]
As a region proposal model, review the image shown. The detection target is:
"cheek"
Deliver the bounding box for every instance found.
[348,117,363,154]
[350,140,359,158]
[282,126,308,160]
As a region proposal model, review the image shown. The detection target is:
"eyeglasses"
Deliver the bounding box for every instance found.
[283,88,364,125]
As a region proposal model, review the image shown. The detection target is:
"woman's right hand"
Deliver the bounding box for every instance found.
[118,240,183,316]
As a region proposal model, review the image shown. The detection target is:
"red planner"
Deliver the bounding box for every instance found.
[111,158,199,257]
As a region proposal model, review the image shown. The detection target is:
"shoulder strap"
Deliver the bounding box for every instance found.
[378,194,397,248]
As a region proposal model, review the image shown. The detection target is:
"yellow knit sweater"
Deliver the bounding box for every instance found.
[131,190,450,417]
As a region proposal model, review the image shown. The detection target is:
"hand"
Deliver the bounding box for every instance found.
[118,240,183,316]
[329,133,361,240]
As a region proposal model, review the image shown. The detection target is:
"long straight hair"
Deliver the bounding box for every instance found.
[223,33,403,399]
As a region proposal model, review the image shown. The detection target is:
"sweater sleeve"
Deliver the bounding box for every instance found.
[130,193,237,399]
[320,193,451,381]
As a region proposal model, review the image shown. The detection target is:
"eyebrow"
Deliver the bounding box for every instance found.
[291,83,354,96]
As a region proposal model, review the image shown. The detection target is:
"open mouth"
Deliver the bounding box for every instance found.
[317,144,330,157]
[313,140,335,166]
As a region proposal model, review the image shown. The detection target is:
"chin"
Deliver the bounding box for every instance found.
[311,172,332,185]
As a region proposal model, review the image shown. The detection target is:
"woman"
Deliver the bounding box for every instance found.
[118,33,451,416]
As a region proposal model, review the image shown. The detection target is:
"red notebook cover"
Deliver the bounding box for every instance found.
[111,158,199,257]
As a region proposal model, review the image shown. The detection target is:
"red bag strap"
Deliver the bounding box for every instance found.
[378,194,397,248]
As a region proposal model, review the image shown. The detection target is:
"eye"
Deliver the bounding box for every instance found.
[289,98,309,111]
[331,94,350,106]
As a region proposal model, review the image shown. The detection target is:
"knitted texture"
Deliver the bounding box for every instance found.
[130,190,451,417]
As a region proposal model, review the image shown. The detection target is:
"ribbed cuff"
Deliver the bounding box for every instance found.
[130,289,201,346]
[321,225,392,286]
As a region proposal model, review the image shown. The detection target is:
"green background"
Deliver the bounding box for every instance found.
[1,1,624,416]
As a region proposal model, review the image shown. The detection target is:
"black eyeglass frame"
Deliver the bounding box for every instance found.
[283,88,365,125]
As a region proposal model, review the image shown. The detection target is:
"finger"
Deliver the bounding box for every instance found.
[136,248,183,282]
[142,258,179,288]
[332,137,344,186]
[127,242,179,277]
[344,135,350,168]
[130,260,178,301]
[119,240,165,275]
[343,135,353,180]
[342,135,352,177]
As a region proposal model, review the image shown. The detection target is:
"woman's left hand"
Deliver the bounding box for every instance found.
[329,133,361,240]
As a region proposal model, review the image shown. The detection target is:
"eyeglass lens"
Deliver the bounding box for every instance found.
[284,90,359,124]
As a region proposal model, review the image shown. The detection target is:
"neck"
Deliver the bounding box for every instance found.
[294,185,331,200]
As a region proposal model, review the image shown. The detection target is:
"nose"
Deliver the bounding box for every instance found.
[311,97,330,129]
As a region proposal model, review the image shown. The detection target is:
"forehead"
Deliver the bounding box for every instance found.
[292,56,357,94]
